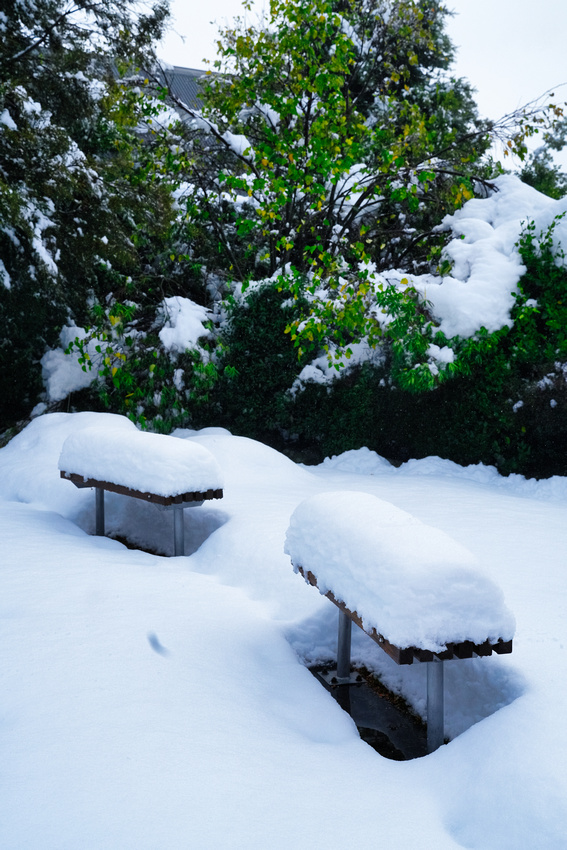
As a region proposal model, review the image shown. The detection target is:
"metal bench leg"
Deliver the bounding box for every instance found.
[173,505,185,556]
[337,609,352,683]
[427,659,445,752]
[95,488,105,536]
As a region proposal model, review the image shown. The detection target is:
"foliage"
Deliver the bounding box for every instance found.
[211,284,312,441]
[422,214,567,477]
[5,0,567,482]
[498,90,566,163]
[518,112,567,199]
[198,210,567,478]
[0,0,173,427]
[512,213,567,360]
[66,294,221,432]
[519,149,567,199]
[284,362,530,472]
[134,0,508,407]
[100,0,567,465]
[197,0,488,273]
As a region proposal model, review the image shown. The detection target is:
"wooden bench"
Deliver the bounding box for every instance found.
[285,492,515,753]
[297,565,512,753]
[59,423,223,555]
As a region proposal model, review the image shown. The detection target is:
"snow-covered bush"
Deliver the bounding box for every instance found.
[59,295,219,433]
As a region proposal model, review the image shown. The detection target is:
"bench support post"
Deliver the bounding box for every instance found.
[427,659,445,753]
[337,609,352,683]
[95,488,105,536]
[173,505,185,556]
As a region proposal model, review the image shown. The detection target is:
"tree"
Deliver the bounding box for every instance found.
[519,114,567,199]
[519,148,567,199]
[148,0,496,395]
[0,0,172,427]
[168,0,491,274]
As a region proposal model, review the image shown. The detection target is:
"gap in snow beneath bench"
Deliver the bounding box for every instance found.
[309,665,428,760]
[288,604,525,742]
[75,494,230,557]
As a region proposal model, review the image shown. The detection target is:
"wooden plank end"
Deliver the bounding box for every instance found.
[492,639,513,655]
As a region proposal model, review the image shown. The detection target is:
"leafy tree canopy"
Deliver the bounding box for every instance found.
[145,0,500,394]
[171,0,492,280]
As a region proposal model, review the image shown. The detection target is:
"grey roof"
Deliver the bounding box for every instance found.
[157,65,206,111]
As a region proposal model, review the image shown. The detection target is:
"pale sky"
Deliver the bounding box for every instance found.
[159,0,567,161]
[446,1,567,122]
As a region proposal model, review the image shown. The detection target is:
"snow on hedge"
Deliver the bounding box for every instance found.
[157,296,213,353]
[414,174,567,339]
[41,325,103,403]
[58,421,223,496]
[39,175,567,405]
[40,295,213,404]
[295,175,567,386]
[285,491,515,652]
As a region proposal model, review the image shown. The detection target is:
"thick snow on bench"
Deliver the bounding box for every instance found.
[59,423,223,497]
[285,491,515,653]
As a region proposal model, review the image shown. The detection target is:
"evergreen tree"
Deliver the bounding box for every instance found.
[519,148,567,199]
[519,116,567,199]
[0,0,172,427]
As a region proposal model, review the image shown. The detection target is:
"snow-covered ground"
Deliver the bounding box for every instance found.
[1,412,567,848]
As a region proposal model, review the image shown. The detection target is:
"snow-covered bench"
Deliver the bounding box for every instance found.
[59,424,223,555]
[284,491,515,753]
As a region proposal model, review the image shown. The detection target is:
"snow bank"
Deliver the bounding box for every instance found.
[320,445,567,504]
[285,491,515,652]
[58,423,223,496]
[298,176,567,389]
[320,446,393,475]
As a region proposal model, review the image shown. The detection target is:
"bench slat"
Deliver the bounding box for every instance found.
[492,639,513,655]
[297,565,513,666]
[60,471,223,505]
